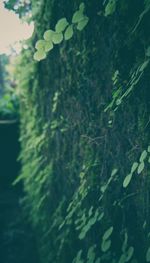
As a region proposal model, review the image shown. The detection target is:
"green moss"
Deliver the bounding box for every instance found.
[16,0,150,262]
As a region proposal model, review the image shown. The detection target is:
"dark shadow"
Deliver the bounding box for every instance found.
[0,122,39,263]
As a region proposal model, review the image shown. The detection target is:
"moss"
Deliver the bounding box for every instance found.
[17,0,150,262]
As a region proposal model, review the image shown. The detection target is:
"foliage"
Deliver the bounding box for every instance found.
[0,54,19,120]
[34,3,89,61]
[123,146,150,188]
[0,92,19,120]
[14,0,150,262]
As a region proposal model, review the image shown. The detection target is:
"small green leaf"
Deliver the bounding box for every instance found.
[52,32,63,44]
[139,60,149,72]
[119,246,134,263]
[55,18,69,33]
[78,230,86,240]
[137,162,145,174]
[140,150,147,162]
[146,248,150,262]
[77,17,89,31]
[44,41,53,52]
[105,0,116,16]
[87,245,96,263]
[116,98,122,105]
[123,174,132,188]
[74,250,83,263]
[143,221,147,229]
[34,50,46,61]
[122,232,128,252]
[102,226,113,240]
[78,224,90,239]
[148,146,150,153]
[118,254,126,263]
[64,25,73,40]
[88,206,93,217]
[101,239,111,252]
[79,3,85,12]
[88,215,97,226]
[100,185,107,193]
[125,246,134,262]
[35,40,46,50]
[146,47,150,57]
[131,162,138,174]
[98,212,104,221]
[72,10,84,23]
[111,168,118,177]
[44,30,54,41]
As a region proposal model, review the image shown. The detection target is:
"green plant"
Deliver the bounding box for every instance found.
[123,146,150,188]
[0,92,19,120]
[34,3,89,61]
[12,0,150,262]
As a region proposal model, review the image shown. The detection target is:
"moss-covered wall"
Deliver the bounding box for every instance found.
[18,0,150,262]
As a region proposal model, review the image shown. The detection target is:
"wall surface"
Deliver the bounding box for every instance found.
[18,0,150,262]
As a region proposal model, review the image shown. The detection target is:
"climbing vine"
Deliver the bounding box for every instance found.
[7,0,150,262]
[34,3,89,61]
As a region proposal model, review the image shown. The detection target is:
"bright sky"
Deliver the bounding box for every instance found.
[0,1,34,54]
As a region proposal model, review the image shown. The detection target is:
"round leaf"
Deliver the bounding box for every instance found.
[55,18,69,33]
[64,25,73,40]
[44,41,53,52]
[140,150,147,162]
[123,174,132,188]
[131,162,138,174]
[146,46,150,57]
[125,246,134,262]
[137,162,145,174]
[35,40,46,50]
[79,230,86,240]
[98,212,104,221]
[77,17,89,31]
[52,32,63,44]
[105,0,116,16]
[146,247,150,262]
[44,30,54,41]
[87,245,96,262]
[116,99,122,105]
[101,239,111,253]
[118,254,126,263]
[79,3,85,12]
[139,60,149,72]
[34,50,46,61]
[72,10,84,23]
[100,185,107,193]
[102,226,113,240]
[122,232,128,253]
[111,168,118,177]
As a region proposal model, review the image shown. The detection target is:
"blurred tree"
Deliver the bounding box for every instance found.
[4,0,31,18]
[0,56,5,97]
